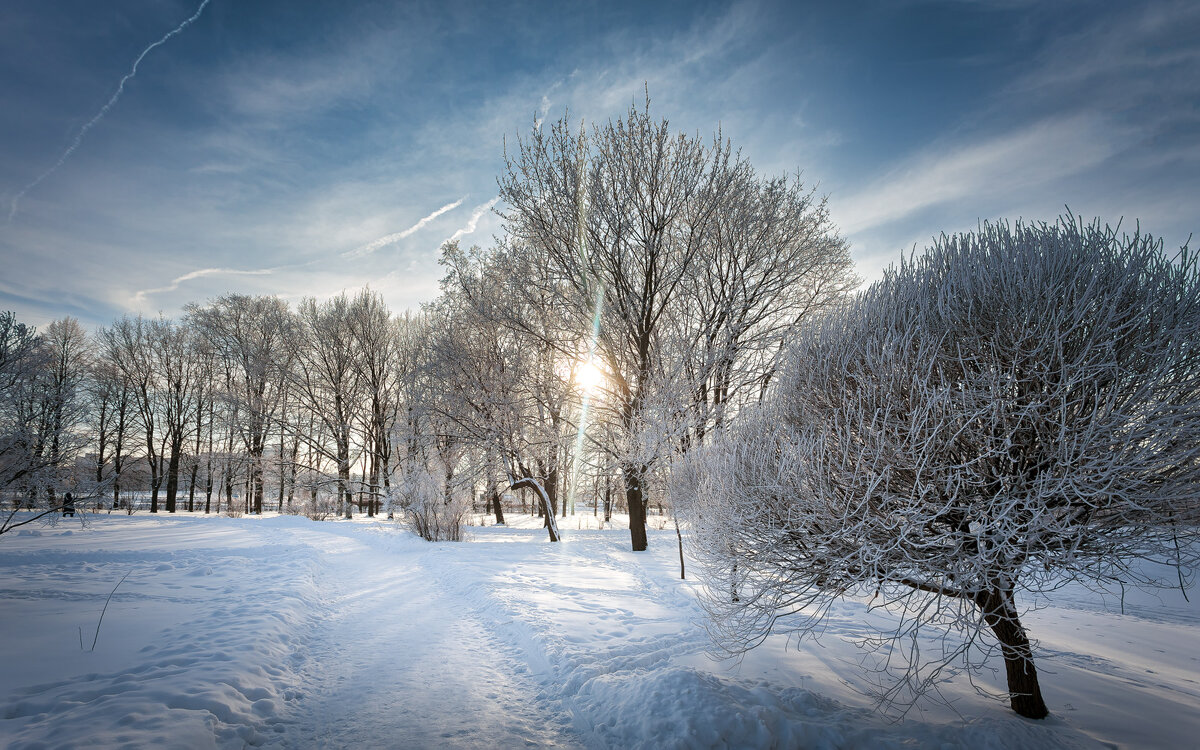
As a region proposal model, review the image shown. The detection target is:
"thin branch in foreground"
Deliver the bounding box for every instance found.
[90,570,132,652]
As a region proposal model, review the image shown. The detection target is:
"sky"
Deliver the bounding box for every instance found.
[1,0,1197,329]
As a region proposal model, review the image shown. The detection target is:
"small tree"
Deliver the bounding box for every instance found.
[677,217,1200,719]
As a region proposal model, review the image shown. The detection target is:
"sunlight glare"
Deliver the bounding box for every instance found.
[577,359,603,393]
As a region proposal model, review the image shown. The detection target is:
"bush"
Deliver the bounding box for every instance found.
[294,493,336,521]
[396,465,468,542]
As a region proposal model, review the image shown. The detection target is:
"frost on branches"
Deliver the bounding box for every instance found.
[676,217,1200,719]
[393,462,470,542]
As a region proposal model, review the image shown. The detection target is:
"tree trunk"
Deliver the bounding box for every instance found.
[674,514,685,579]
[511,477,559,542]
[149,457,161,514]
[489,473,505,525]
[492,489,505,524]
[543,460,559,526]
[338,438,352,519]
[977,587,1048,719]
[165,443,182,513]
[277,437,286,513]
[286,432,300,511]
[603,474,612,522]
[112,452,123,511]
[187,459,198,512]
[203,449,213,514]
[365,449,377,518]
[253,457,264,515]
[623,464,648,551]
[95,447,107,492]
[380,449,391,515]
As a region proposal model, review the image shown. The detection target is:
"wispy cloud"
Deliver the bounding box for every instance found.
[444,197,499,246]
[534,80,564,130]
[832,1,1199,284]
[132,266,274,306]
[833,115,1116,236]
[343,197,465,259]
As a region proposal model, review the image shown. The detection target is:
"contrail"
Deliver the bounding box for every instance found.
[132,266,272,306]
[7,0,213,222]
[343,198,465,259]
[445,197,499,245]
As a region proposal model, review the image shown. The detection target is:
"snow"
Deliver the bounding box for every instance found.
[1,511,1196,749]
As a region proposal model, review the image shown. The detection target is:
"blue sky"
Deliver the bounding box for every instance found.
[1,0,1196,328]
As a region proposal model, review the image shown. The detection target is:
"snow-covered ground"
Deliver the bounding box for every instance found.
[1,511,1196,749]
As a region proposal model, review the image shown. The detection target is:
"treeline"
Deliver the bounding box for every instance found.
[1,102,858,546]
[2,292,406,520]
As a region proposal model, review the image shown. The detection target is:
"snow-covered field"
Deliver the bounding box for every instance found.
[1,512,1196,749]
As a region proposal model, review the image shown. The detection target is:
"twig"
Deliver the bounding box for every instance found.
[1173,524,1191,603]
[91,570,132,652]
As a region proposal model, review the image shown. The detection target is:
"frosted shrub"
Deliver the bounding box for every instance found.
[677,217,1200,719]
[397,464,468,542]
[298,493,336,522]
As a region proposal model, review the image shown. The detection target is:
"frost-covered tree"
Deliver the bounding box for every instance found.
[388,310,478,541]
[99,316,168,513]
[499,103,720,552]
[1,314,101,531]
[146,318,205,513]
[396,460,469,542]
[88,355,131,511]
[188,295,295,514]
[674,159,856,446]
[499,99,853,551]
[433,246,570,540]
[35,318,92,506]
[347,289,402,517]
[291,294,365,519]
[677,218,1200,719]
[1,313,49,516]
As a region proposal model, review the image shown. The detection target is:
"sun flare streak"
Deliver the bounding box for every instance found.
[568,285,605,515]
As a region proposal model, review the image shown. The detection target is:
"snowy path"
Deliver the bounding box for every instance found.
[266,524,583,748]
[1,513,1197,749]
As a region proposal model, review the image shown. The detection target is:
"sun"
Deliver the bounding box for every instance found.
[576,359,604,394]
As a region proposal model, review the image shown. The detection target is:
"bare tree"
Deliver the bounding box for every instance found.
[146,318,205,513]
[291,294,364,519]
[676,217,1200,719]
[390,310,477,540]
[499,103,715,551]
[99,316,167,513]
[675,165,856,444]
[1,312,51,517]
[0,314,107,533]
[499,98,852,550]
[185,336,216,513]
[189,295,295,515]
[347,289,401,517]
[88,355,131,511]
[36,318,92,506]
[434,246,575,540]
